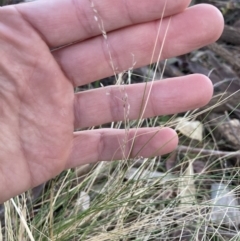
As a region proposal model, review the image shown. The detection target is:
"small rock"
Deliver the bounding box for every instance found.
[210,183,240,226]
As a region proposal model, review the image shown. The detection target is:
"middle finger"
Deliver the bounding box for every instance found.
[53,4,223,87]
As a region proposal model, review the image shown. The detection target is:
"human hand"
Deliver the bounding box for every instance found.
[0,0,223,203]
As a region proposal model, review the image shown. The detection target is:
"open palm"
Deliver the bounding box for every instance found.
[0,0,223,203]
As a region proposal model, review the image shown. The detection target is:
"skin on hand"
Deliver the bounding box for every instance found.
[0,0,224,203]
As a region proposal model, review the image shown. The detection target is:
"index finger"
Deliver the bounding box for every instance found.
[14,0,191,47]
